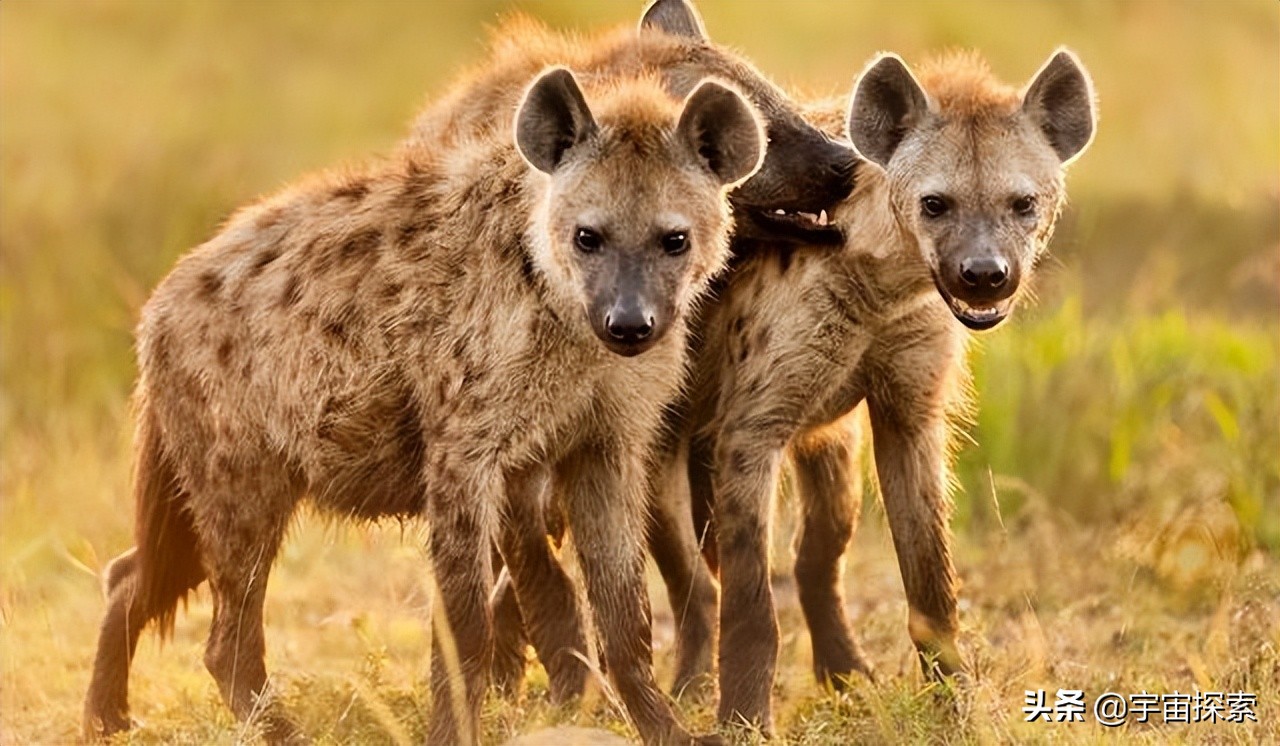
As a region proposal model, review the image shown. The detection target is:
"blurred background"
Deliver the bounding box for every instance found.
[2,1,1276,743]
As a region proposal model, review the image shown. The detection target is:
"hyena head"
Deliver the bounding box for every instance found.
[516,67,764,356]
[641,0,857,246]
[847,49,1096,330]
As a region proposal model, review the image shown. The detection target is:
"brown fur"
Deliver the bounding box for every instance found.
[914,50,1021,117]
[404,9,858,249]
[652,49,1096,728]
[82,44,759,745]
[405,0,862,711]
[499,49,1096,730]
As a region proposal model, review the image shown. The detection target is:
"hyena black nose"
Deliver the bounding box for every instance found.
[605,311,655,343]
[959,256,1010,290]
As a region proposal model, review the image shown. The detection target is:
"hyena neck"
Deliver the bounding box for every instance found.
[832,164,935,306]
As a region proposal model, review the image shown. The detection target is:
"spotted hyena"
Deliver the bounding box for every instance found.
[401,0,860,704]
[82,39,769,744]
[639,49,1097,729]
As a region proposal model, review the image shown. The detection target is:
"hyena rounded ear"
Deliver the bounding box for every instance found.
[677,81,765,187]
[1021,48,1097,164]
[640,0,708,41]
[515,67,598,174]
[846,53,931,170]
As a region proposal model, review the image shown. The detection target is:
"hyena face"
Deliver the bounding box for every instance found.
[641,0,857,246]
[517,68,763,356]
[848,50,1096,330]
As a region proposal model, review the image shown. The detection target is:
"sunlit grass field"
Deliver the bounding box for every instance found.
[2,1,1277,744]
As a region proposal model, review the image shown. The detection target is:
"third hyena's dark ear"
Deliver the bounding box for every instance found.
[677,81,765,186]
[1022,48,1096,164]
[515,67,597,174]
[640,0,707,41]
[847,53,931,169]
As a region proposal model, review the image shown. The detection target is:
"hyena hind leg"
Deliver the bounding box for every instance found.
[490,566,530,698]
[498,466,589,704]
[647,438,718,699]
[83,548,148,738]
[790,424,875,688]
[197,484,303,744]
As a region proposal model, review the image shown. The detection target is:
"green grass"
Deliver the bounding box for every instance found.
[2,1,1277,744]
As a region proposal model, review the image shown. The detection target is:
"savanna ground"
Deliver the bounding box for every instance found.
[1,1,1277,744]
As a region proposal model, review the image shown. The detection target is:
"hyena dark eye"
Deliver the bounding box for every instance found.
[574,227,603,253]
[661,231,689,256]
[1012,195,1037,216]
[920,195,949,218]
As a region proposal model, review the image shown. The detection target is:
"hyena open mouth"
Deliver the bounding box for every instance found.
[931,273,1014,331]
[740,203,840,244]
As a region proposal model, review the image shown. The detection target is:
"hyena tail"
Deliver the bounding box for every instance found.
[84,404,205,737]
[131,405,206,637]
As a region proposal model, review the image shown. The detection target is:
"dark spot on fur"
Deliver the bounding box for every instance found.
[250,248,281,275]
[450,336,470,362]
[731,315,745,335]
[396,220,426,248]
[332,181,370,201]
[737,345,749,364]
[397,160,442,211]
[341,229,382,260]
[461,362,488,388]
[323,320,347,342]
[281,275,302,307]
[198,270,223,299]
[753,325,771,350]
[217,338,235,368]
[380,282,404,301]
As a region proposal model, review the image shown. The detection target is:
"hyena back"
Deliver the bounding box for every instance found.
[644,49,1097,729]
[83,62,764,746]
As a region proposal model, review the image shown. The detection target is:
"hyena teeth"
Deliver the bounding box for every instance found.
[797,211,818,223]
[818,209,829,226]
[774,208,787,215]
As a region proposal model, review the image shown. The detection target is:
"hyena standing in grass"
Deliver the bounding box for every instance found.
[648,49,1098,728]
[81,57,768,746]
[404,0,858,705]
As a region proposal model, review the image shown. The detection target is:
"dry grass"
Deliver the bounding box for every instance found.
[1,1,1277,744]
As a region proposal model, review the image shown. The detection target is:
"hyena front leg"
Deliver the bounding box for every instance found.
[425,460,498,746]
[867,374,964,680]
[790,423,875,688]
[646,436,718,698]
[557,443,713,746]
[497,464,589,703]
[713,424,788,731]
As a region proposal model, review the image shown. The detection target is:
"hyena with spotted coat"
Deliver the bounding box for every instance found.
[642,49,1098,728]
[403,0,858,707]
[82,59,767,746]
